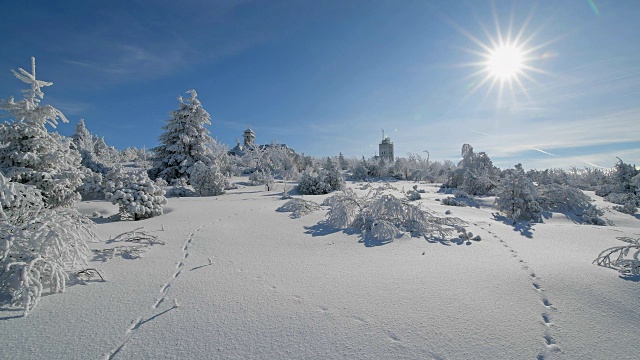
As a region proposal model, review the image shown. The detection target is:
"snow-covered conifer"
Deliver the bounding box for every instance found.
[494,164,542,222]
[338,152,349,170]
[0,58,84,208]
[149,89,214,183]
[105,170,167,220]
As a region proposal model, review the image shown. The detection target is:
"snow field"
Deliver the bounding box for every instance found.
[0,180,638,359]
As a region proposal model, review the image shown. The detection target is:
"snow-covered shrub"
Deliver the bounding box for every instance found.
[604,192,637,206]
[594,240,640,277]
[105,170,167,220]
[263,170,275,191]
[324,158,345,191]
[248,170,267,186]
[581,207,606,226]
[442,197,467,207]
[165,185,195,198]
[0,57,84,208]
[453,190,469,198]
[613,201,638,215]
[350,159,370,181]
[154,177,168,187]
[276,198,322,218]
[170,177,189,187]
[446,144,498,195]
[456,228,481,242]
[0,174,97,316]
[406,189,422,201]
[189,161,225,196]
[323,188,463,242]
[149,89,215,183]
[297,171,333,195]
[297,159,345,195]
[536,184,597,212]
[494,164,542,223]
[78,171,104,200]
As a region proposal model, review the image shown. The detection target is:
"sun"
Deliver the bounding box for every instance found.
[449,6,552,106]
[486,44,525,81]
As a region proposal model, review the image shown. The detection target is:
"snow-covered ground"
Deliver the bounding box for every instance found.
[1,179,639,359]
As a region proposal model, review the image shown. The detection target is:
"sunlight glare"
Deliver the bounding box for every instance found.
[487,44,524,81]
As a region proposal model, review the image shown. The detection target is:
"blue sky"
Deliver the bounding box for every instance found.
[1,0,638,169]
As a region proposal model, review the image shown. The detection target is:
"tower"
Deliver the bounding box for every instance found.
[243,128,255,147]
[378,129,394,162]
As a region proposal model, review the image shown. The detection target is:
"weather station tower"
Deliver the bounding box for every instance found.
[378,129,394,162]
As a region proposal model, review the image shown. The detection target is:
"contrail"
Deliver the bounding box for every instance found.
[526,146,557,156]
[576,157,607,169]
[470,129,492,136]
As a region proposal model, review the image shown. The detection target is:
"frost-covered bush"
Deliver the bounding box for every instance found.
[248,170,267,186]
[536,184,594,212]
[494,164,542,223]
[323,158,345,191]
[453,190,469,198]
[446,144,498,195]
[594,240,640,277]
[323,188,463,242]
[298,160,344,195]
[0,174,97,316]
[604,192,638,206]
[0,58,84,208]
[613,201,638,215]
[276,198,322,218]
[154,177,168,187]
[297,171,333,195]
[581,207,606,226]
[351,160,370,181]
[78,171,104,200]
[406,189,422,201]
[105,170,167,220]
[189,161,225,196]
[165,185,195,198]
[442,197,467,207]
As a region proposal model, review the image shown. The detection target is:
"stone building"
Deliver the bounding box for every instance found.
[379,135,394,162]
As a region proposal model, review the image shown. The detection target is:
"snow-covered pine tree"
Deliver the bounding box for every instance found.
[71,119,112,175]
[338,152,349,170]
[105,170,167,221]
[324,157,345,191]
[0,57,84,208]
[494,164,542,223]
[149,89,214,183]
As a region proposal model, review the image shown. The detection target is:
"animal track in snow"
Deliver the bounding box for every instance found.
[474,223,563,357]
[160,283,170,293]
[384,330,401,342]
[532,282,542,291]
